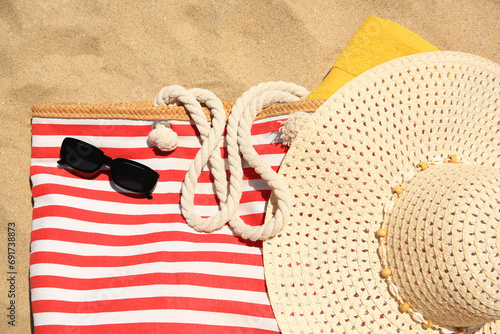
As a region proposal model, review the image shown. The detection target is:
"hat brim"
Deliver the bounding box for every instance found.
[263,51,500,333]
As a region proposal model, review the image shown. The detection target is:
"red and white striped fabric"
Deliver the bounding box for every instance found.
[30,115,289,333]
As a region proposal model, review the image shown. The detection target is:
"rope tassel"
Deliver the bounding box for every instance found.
[279,111,312,146]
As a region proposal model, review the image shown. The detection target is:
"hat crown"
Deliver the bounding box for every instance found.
[387,163,500,328]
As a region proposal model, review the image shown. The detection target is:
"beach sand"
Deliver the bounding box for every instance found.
[1,1,498,332]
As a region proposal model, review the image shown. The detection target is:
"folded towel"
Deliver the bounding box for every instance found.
[307,15,439,100]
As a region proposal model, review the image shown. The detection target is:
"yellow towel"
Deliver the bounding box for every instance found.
[307,15,439,100]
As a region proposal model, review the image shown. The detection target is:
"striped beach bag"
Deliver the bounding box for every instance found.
[30,82,322,333]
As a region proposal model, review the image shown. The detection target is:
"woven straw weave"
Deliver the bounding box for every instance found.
[263,51,500,333]
[388,163,500,328]
[31,100,323,120]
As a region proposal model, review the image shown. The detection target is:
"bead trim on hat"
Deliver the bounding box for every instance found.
[376,155,468,334]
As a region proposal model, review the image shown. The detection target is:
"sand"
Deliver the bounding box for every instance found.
[1,1,498,332]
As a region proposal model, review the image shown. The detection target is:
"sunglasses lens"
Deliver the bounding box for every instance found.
[111,159,159,193]
[60,138,105,173]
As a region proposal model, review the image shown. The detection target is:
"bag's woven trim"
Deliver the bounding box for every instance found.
[31,100,324,121]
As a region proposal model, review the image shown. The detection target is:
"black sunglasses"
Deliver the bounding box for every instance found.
[58,137,159,199]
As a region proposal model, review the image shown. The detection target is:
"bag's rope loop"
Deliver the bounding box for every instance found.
[153,85,229,233]
[152,81,310,241]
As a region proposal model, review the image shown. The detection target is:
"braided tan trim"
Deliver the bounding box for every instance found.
[31,100,324,121]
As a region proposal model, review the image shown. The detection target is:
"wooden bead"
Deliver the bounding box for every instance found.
[422,320,433,329]
[392,185,403,195]
[399,302,410,312]
[417,161,428,170]
[448,155,458,163]
[380,267,392,277]
[376,228,387,238]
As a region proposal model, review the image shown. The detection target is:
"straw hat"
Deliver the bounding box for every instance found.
[263,51,500,334]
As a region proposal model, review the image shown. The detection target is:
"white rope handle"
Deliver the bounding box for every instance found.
[153,82,309,241]
[225,82,309,241]
[154,85,229,232]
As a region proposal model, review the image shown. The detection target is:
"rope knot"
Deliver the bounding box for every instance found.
[148,121,178,152]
